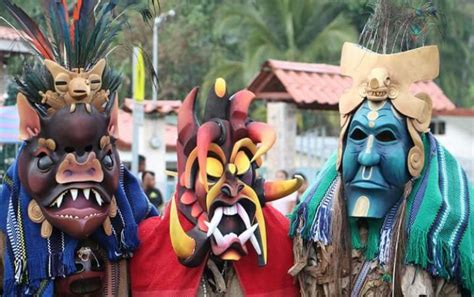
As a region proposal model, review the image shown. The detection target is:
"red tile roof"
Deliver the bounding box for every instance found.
[117,100,181,151]
[433,108,474,117]
[116,110,178,151]
[0,26,22,41]
[248,59,456,111]
[122,99,181,114]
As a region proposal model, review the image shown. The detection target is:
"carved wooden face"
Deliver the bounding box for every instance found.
[170,80,302,267]
[17,95,120,238]
[44,59,105,104]
[342,100,412,218]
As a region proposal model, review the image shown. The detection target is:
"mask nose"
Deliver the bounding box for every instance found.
[357,135,380,167]
[220,164,245,198]
[369,78,380,89]
[56,152,104,184]
[69,78,91,99]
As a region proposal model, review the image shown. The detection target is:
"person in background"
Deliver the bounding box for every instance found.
[138,154,146,180]
[268,169,298,215]
[293,172,308,204]
[142,171,163,209]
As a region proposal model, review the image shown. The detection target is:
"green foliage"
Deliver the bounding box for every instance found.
[207,0,358,91]
[1,0,472,111]
[430,0,474,107]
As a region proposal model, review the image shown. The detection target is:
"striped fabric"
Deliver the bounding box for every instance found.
[289,133,474,292]
[0,106,20,144]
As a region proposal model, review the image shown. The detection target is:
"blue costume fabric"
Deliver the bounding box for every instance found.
[0,146,157,296]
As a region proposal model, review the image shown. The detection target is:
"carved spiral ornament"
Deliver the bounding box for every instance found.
[28,200,45,223]
[408,146,424,177]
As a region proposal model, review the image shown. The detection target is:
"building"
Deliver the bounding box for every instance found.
[117,99,181,200]
[432,108,474,182]
[247,59,464,182]
[0,26,30,104]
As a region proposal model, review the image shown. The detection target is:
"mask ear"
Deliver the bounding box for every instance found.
[88,59,106,76]
[108,94,119,137]
[17,93,41,140]
[412,92,432,132]
[44,59,69,78]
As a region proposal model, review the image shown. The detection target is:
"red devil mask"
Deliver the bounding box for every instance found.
[170,79,302,267]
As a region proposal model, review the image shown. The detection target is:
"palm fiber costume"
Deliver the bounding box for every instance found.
[289,42,473,296]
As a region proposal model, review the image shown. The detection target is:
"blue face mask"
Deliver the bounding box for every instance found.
[342,100,412,218]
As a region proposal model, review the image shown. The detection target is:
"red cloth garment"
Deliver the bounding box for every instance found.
[130,204,298,297]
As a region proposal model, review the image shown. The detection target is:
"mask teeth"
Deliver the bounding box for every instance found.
[205,203,260,253]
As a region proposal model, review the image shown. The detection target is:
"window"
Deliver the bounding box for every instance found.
[430,121,446,135]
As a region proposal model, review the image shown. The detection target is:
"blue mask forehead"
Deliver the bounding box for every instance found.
[351,100,407,135]
[342,100,412,218]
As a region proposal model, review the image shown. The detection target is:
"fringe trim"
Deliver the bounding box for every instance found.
[349,218,363,249]
[366,220,382,260]
[404,228,473,291]
[348,219,383,260]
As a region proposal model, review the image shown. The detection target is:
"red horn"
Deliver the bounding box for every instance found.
[197,121,221,191]
[177,88,199,184]
[229,90,255,140]
[247,122,276,162]
[178,87,199,143]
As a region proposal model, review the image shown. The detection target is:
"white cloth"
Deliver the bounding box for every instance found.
[268,192,297,216]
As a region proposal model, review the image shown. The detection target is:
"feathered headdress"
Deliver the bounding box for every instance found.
[1,0,123,115]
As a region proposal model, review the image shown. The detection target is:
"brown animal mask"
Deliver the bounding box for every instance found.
[17,93,120,239]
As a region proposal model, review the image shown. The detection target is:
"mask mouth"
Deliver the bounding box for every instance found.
[349,166,391,190]
[46,185,109,212]
[366,88,388,100]
[206,198,260,260]
[40,184,111,238]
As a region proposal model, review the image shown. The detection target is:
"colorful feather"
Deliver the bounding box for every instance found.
[4,0,156,110]
[2,0,54,59]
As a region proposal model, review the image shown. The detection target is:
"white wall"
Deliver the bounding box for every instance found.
[432,115,474,183]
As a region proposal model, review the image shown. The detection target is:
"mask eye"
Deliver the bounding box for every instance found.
[54,73,70,93]
[88,74,102,91]
[102,153,114,169]
[376,130,396,142]
[206,157,224,182]
[234,151,250,175]
[37,153,54,171]
[350,128,368,141]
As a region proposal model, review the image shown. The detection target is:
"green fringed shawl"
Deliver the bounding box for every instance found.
[289,134,474,291]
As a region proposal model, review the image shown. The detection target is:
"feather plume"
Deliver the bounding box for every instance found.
[2,0,158,111]
[359,0,437,53]
[2,0,54,59]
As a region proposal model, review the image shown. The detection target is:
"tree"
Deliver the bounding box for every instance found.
[206,0,359,92]
[430,0,474,107]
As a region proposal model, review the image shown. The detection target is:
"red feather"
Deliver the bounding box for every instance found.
[3,0,54,60]
[70,0,83,44]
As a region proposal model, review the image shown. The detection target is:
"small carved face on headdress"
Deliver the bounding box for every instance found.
[55,245,105,296]
[342,101,412,218]
[41,59,110,114]
[360,68,399,101]
[170,79,302,267]
[18,94,120,239]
